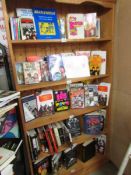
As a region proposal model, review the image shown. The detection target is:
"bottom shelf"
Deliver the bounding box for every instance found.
[58,154,107,175]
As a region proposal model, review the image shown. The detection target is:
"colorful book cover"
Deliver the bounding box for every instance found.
[22,94,38,122]
[84,84,99,107]
[36,90,54,115]
[91,51,107,75]
[16,62,24,84]
[40,61,50,82]
[54,89,70,112]
[19,16,37,40]
[62,55,90,79]
[67,13,84,39]
[84,13,97,37]
[70,83,84,109]
[33,8,60,39]
[23,62,41,84]
[47,54,66,81]
[89,54,102,75]
[95,134,106,154]
[83,113,105,135]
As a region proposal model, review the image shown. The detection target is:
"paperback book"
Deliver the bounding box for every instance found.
[89,54,102,75]
[39,60,50,82]
[54,89,70,112]
[95,134,106,154]
[15,62,24,84]
[33,8,60,39]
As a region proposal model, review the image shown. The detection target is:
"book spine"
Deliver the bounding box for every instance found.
[48,125,58,153]
[52,125,61,147]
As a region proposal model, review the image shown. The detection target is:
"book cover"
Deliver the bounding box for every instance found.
[65,116,81,137]
[70,83,84,109]
[84,13,97,37]
[58,17,66,41]
[39,61,50,82]
[33,8,60,39]
[36,90,54,115]
[47,54,66,81]
[23,62,41,84]
[67,13,84,39]
[62,55,90,79]
[91,51,106,75]
[16,8,33,17]
[95,134,106,154]
[89,54,102,75]
[84,84,99,107]
[19,16,37,40]
[83,112,105,135]
[98,82,111,106]
[22,94,38,122]
[15,62,24,84]
[54,89,70,112]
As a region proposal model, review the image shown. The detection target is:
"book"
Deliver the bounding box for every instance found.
[84,13,97,37]
[95,134,106,154]
[23,62,41,84]
[55,122,65,144]
[65,116,81,137]
[19,16,37,40]
[0,103,17,118]
[63,144,77,169]
[79,139,96,162]
[84,84,99,107]
[91,51,107,75]
[54,89,70,112]
[16,8,33,17]
[75,50,90,58]
[33,8,60,39]
[62,55,90,79]
[67,13,84,39]
[0,90,20,102]
[51,123,61,147]
[39,61,50,82]
[9,17,20,40]
[98,82,111,106]
[70,83,84,109]
[22,94,38,122]
[83,111,105,135]
[58,17,66,41]
[36,90,54,115]
[15,62,24,84]
[89,54,102,75]
[1,164,14,175]
[47,54,66,81]
[96,18,100,38]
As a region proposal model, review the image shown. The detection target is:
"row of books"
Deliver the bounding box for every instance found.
[27,110,106,161]
[33,134,106,174]
[16,50,107,85]
[10,7,100,40]
[22,82,110,122]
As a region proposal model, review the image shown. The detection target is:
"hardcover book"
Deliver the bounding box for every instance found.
[84,13,97,37]
[62,55,90,79]
[67,13,84,39]
[65,116,81,137]
[19,16,37,40]
[36,90,54,115]
[33,8,60,39]
[23,62,41,84]
[15,62,24,84]
[70,83,84,109]
[22,94,38,122]
[83,112,105,135]
[54,89,70,112]
[47,54,66,81]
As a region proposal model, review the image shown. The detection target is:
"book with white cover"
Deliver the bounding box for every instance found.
[0,90,20,102]
[62,55,90,78]
[52,123,61,147]
[16,8,33,17]
[67,13,84,39]
[91,51,107,75]
[1,164,14,175]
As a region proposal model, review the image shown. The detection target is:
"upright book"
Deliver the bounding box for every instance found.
[33,8,60,39]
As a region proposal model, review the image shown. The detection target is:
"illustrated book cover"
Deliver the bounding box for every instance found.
[33,8,60,39]
[67,13,84,39]
[15,62,24,84]
[53,89,70,112]
[95,134,106,154]
[22,94,38,122]
[19,16,37,40]
[62,55,90,79]
[39,60,50,82]
[89,54,102,75]
[47,54,66,81]
[70,83,84,109]
[36,90,54,115]
[23,62,41,84]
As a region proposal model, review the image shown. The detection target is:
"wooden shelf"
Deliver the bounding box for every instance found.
[25,105,107,130]
[16,74,109,92]
[11,37,112,45]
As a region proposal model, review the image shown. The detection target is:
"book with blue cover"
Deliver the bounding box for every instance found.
[33,8,60,39]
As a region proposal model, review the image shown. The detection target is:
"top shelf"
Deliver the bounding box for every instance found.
[11,37,112,45]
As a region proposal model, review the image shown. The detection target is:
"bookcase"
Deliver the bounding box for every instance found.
[2,0,116,174]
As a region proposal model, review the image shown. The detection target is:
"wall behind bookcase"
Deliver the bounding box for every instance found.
[111,0,131,174]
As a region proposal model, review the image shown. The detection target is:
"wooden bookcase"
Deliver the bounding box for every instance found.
[2,0,116,174]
